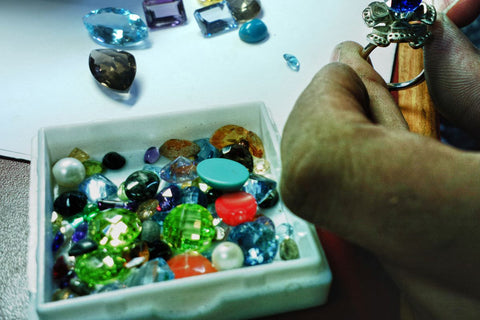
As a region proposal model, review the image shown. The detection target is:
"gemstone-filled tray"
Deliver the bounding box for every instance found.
[30,102,331,320]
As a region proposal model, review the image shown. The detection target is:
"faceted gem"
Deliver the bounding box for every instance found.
[211,241,244,270]
[156,184,182,211]
[141,220,162,243]
[68,148,90,162]
[194,1,238,37]
[388,0,422,13]
[181,186,208,208]
[54,191,88,218]
[193,138,220,162]
[142,164,162,179]
[143,0,187,29]
[89,49,137,92]
[78,174,118,203]
[220,144,253,172]
[167,253,217,279]
[68,238,98,256]
[102,151,126,169]
[144,146,160,164]
[75,248,129,286]
[72,221,89,243]
[284,54,300,72]
[163,204,216,253]
[255,215,275,232]
[159,139,200,160]
[197,0,223,6]
[226,0,261,22]
[239,19,268,43]
[242,174,279,208]
[88,208,142,249]
[215,191,257,226]
[280,238,300,260]
[228,221,278,266]
[275,223,295,240]
[123,258,174,287]
[197,158,249,191]
[160,156,198,183]
[136,199,160,221]
[253,158,270,175]
[210,125,264,158]
[52,157,86,187]
[83,160,104,177]
[52,231,65,252]
[83,7,148,46]
[124,170,160,201]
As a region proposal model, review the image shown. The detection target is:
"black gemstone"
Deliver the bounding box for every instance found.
[89,49,136,92]
[68,239,98,256]
[124,170,160,201]
[258,189,279,208]
[53,191,88,217]
[102,151,126,170]
[220,144,254,172]
[146,239,173,261]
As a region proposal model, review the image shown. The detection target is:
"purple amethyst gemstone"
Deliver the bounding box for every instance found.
[144,146,160,164]
[389,0,422,13]
[72,222,89,243]
[143,0,187,29]
[156,184,182,211]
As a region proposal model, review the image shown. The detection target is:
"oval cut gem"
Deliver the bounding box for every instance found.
[83,7,148,46]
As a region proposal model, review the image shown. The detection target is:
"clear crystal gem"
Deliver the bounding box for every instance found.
[78,174,118,202]
[160,156,198,183]
[194,1,238,37]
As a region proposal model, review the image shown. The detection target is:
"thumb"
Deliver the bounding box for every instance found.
[424,14,480,139]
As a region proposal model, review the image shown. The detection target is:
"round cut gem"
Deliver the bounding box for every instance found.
[75,248,129,286]
[388,0,422,13]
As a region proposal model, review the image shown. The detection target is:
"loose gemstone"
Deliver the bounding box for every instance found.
[54,191,88,218]
[89,49,137,92]
[52,231,65,252]
[220,144,254,172]
[83,160,104,177]
[210,125,264,158]
[181,186,208,208]
[102,151,126,169]
[242,174,279,208]
[254,215,275,232]
[215,191,257,226]
[156,184,182,211]
[75,248,129,286]
[160,156,198,183]
[88,208,142,249]
[279,238,300,260]
[83,7,148,46]
[68,148,90,162]
[167,253,217,279]
[239,19,268,43]
[388,0,422,13]
[253,158,270,175]
[194,1,238,37]
[83,203,100,221]
[193,138,220,162]
[275,223,295,240]
[68,239,98,256]
[146,239,173,260]
[72,221,89,243]
[144,146,161,164]
[284,53,300,72]
[78,174,118,202]
[159,139,200,160]
[197,158,249,191]
[52,157,86,187]
[141,220,162,243]
[228,221,278,266]
[124,170,160,201]
[163,203,216,253]
[197,0,223,6]
[143,0,187,29]
[123,258,174,287]
[136,199,160,221]
[211,241,244,270]
[226,0,261,22]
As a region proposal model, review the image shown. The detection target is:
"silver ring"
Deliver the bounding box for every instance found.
[361,1,436,91]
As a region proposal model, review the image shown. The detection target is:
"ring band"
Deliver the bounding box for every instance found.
[361,1,436,91]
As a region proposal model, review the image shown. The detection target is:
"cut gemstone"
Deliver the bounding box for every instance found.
[220,144,253,172]
[143,0,187,29]
[75,248,129,286]
[284,53,300,72]
[156,184,182,211]
[194,1,238,37]
[279,238,300,260]
[388,0,422,13]
[160,156,198,183]
[193,138,220,162]
[89,49,137,92]
[226,0,261,22]
[242,174,279,208]
[123,258,174,287]
[83,7,148,46]
[144,146,160,164]
[181,186,208,208]
[239,18,268,43]
[78,174,118,203]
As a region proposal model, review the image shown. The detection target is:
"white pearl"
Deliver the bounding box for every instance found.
[52,157,86,187]
[211,241,244,270]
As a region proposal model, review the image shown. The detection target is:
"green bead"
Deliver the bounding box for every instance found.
[83,160,104,177]
[75,248,129,286]
[279,238,300,260]
[82,203,100,221]
[163,204,216,254]
[89,208,142,249]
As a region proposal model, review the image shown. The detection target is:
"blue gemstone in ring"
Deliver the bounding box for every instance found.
[388,0,422,13]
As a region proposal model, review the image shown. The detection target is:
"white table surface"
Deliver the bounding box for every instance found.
[0,0,394,160]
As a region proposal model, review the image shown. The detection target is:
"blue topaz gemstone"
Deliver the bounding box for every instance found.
[194,1,238,37]
[227,221,278,266]
[143,0,187,29]
[194,138,220,162]
[78,174,118,202]
[160,156,198,183]
[239,18,268,43]
[284,54,300,72]
[388,0,422,13]
[83,7,148,46]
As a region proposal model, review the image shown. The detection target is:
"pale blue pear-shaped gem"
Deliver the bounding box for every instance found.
[78,174,118,202]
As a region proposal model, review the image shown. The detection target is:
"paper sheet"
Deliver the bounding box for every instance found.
[0,0,395,160]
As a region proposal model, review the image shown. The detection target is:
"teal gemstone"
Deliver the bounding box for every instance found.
[83,7,148,46]
[197,158,249,191]
[239,19,268,43]
[284,54,300,72]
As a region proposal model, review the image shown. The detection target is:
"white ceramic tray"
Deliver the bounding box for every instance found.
[29,102,331,320]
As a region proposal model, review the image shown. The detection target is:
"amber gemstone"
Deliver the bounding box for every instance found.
[210,125,264,158]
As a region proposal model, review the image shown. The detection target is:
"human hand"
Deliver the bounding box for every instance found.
[281,1,480,319]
